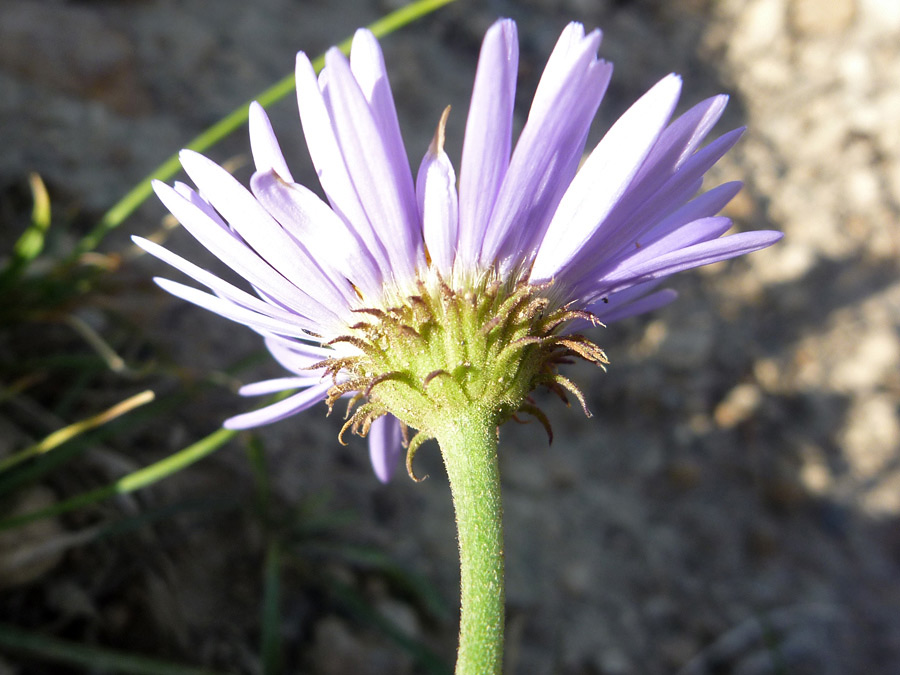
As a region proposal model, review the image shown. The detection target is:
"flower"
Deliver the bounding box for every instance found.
[135,19,781,483]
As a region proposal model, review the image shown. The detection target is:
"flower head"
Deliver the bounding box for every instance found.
[136,19,781,482]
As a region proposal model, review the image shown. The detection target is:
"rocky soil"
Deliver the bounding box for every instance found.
[1,0,899,673]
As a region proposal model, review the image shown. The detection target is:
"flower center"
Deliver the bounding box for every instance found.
[316,271,608,478]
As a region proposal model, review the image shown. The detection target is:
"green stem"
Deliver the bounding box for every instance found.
[435,409,505,675]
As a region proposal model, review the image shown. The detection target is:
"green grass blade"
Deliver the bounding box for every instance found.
[0,390,155,474]
[246,434,271,512]
[71,0,456,258]
[0,348,272,500]
[0,389,188,499]
[0,173,52,285]
[0,623,226,675]
[0,384,297,531]
[0,427,237,532]
[260,540,283,675]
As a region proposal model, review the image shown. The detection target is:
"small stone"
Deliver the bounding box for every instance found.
[560,559,593,596]
[598,648,633,675]
[731,0,787,56]
[859,0,900,32]
[845,167,882,213]
[746,522,779,558]
[841,394,900,477]
[714,383,763,429]
[791,0,856,35]
[800,459,833,494]
[861,470,900,515]
[753,358,783,392]
[667,458,703,490]
[374,598,419,639]
[764,474,807,512]
[660,635,702,668]
[830,328,900,392]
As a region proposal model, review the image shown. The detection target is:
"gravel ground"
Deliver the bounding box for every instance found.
[1,0,899,673]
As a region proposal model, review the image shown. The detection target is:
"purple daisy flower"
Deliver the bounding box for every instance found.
[135,19,781,483]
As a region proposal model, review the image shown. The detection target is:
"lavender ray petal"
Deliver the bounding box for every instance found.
[500,110,591,265]
[173,180,259,253]
[530,23,595,120]
[604,217,735,277]
[566,181,715,298]
[223,381,332,430]
[295,52,392,277]
[530,74,683,282]
[593,289,678,324]
[153,181,336,324]
[238,376,329,396]
[417,140,459,275]
[251,170,383,297]
[173,181,230,231]
[641,181,743,243]
[133,236,319,326]
[456,19,518,264]
[566,279,660,327]
[153,277,320,337]
[603,128,745,252]
[602,230,784,288]
[629,95,728,190]
[323,47,422,282]
[480,38,613,268]
[262,334,333,373]
[585,278,663,311]
[566,105,735,272]
[179,150,356,313]
[349,29,416,231]
[368,414,405,483]
[568,128,746,291]
[248,101,294,181]
[624,128,744,230]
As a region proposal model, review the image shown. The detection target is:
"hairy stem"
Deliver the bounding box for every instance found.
[435,410,505,675]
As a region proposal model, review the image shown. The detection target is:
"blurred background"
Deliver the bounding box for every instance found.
[1,0,898,673]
